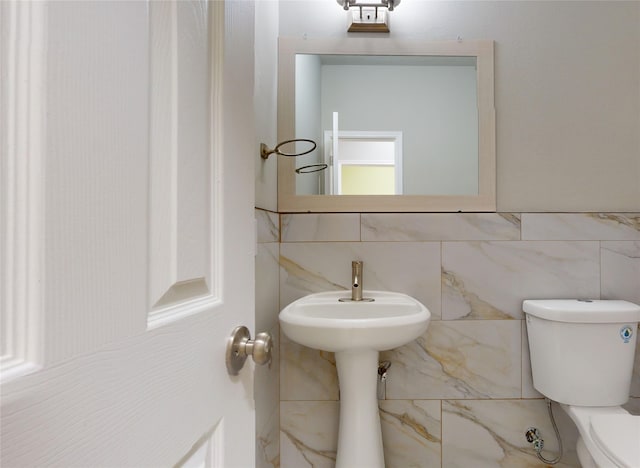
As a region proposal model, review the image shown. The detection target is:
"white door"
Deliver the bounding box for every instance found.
[1,1,257,466]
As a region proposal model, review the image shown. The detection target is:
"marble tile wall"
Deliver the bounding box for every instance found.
[277,212,640,468]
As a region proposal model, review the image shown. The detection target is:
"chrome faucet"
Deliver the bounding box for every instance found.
[339,260,374,302]
[351,260,363,301]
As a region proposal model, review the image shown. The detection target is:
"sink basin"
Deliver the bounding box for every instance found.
[279,290,430,352]
[279,290,431,468]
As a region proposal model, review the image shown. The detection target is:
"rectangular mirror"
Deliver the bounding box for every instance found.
[278,38,495,212]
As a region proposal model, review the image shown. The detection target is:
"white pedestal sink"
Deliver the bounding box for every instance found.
[279,291,431,468]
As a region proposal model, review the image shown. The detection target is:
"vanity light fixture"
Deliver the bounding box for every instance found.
[336,0,400,33]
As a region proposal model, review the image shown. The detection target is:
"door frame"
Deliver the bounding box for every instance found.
[323,130,403,195]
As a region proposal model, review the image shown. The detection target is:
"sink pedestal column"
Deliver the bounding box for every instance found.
[334,349,384,468]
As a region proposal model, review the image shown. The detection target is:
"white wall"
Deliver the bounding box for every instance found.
[254,0,279,211]
[279,0,640,212]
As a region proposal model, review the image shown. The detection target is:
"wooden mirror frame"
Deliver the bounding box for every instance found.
[277,37,495,212]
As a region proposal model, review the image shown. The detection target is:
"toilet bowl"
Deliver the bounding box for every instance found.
[523,299,640,468]
[561,405,640,468]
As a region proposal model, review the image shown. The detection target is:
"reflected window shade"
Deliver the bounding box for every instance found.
[340,165,395,195]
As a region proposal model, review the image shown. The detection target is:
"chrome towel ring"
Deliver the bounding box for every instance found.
[260,139,317,159]
[295,163,328,174]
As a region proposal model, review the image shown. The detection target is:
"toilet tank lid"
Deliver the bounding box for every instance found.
[523,300,640,323]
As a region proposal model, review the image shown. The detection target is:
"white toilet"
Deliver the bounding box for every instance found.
[523,299,640,468]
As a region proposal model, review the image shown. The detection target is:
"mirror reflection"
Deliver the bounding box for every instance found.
[294,54,479,196]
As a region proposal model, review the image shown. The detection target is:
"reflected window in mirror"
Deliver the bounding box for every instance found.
[324,131,402,195]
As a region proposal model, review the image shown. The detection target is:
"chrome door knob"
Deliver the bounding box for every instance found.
[244,331,273,366]
[226,326,273,375]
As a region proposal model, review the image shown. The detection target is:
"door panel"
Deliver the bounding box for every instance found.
[148,0,218,326]
[1,1,256,466]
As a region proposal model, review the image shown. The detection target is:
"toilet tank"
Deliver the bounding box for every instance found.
[523,299,640,406]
